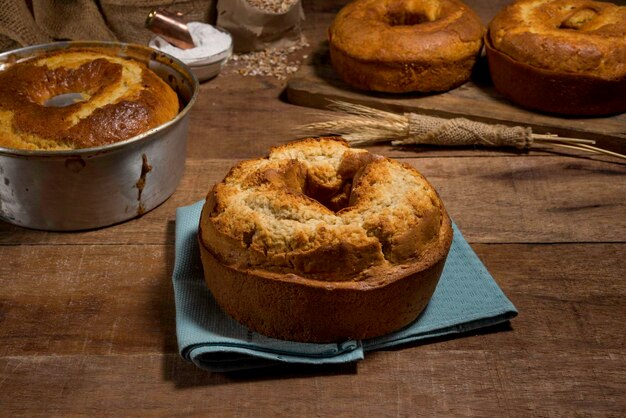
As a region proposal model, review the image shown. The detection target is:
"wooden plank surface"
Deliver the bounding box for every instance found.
[1,156,624,245]
[1,0,625,416]
[1,243,624,357]
[2,349,624,417]
[1,243,624,415]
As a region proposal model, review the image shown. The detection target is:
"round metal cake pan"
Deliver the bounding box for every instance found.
[0,41,199,231]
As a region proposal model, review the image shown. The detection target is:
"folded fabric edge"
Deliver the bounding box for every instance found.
[181,340,363,361]
[191,352,361,373]
[186,342,365,371]
[363,310,518,352]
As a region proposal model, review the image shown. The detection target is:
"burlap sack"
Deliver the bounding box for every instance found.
[216,0,304,53]
[100,0,217,44]
[0,0,51,51]
[0,0,216,52]
[0,0,114,52]
[32,0,116,42]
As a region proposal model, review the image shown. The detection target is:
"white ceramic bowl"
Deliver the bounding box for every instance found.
[149,26,233,82]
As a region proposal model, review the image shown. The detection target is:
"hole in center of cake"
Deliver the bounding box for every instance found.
[303,151,383,213]
[44,92,90,107]
[386,11,434,26]
[304,180,352,213]
[559,8,597,30]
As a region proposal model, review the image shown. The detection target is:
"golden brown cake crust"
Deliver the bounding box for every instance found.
[486,0,626,115]
[328,0,485,93]
[0,48,179,151]
[199,137,453,342]
[489,0,626,80]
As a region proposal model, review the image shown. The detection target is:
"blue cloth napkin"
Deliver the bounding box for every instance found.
[173,200,517,372]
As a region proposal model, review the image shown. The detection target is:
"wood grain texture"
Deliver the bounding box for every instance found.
[1,243,624,415]
[1,156,624,245]
[1,1,625,416]
[1,350,624,417]
[0,243,624,358]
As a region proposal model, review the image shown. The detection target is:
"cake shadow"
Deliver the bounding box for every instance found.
[162,353,359,389]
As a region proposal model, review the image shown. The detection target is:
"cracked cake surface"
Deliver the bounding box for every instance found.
[198,137,453,342]
[201,137,447,281]
[489,0,626,80]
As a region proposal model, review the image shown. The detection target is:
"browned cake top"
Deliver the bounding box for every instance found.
[489,0,626,79]
[329,0,485,63]
[0,48,179,150]
[200,137,452,283]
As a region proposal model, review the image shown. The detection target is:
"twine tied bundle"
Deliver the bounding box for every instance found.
[302,101,625,160]
[403,113,532,149]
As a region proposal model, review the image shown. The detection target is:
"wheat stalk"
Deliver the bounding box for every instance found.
[301,101,625,160]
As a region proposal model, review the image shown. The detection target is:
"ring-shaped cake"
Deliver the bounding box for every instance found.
[199,137,453,342]
[486,0,626,115]
[0,48,179,150]
[328,0,485,93]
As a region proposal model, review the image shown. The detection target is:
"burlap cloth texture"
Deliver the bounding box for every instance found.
[401,114,533,149]
[0,0,216,52]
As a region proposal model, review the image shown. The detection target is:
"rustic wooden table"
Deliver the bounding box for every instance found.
[1,1,625,416]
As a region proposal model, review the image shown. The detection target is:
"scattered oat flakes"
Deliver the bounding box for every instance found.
[228,37,310,81]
